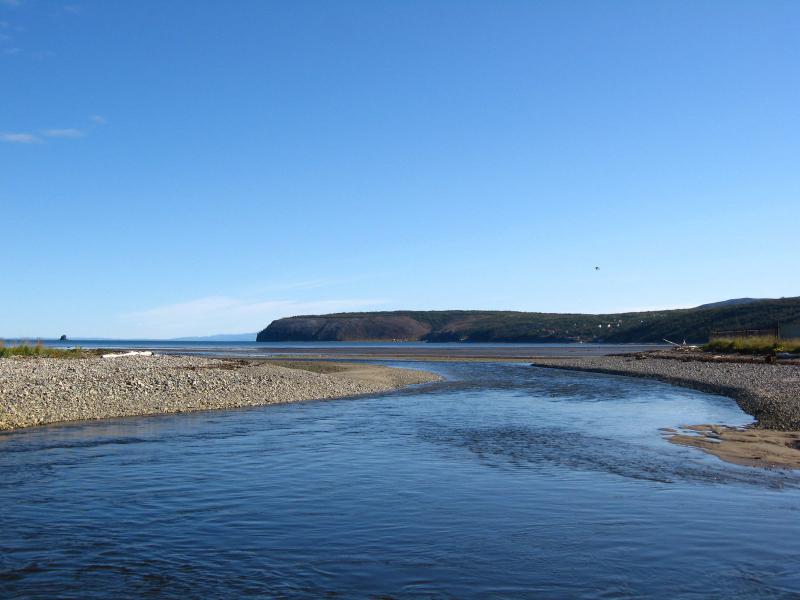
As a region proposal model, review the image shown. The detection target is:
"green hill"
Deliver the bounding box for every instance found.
[256,298,800,343]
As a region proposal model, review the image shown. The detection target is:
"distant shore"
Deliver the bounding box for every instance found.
[531,350,800,468]
[0,355,441,431]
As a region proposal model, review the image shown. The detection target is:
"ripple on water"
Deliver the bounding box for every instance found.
[417,421,797,488]
[2,361,800,598]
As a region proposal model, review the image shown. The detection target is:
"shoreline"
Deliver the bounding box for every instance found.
[0,355,441,432]
[530,350,800,468]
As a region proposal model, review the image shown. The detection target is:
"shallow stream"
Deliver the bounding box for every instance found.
[2,361,799,598]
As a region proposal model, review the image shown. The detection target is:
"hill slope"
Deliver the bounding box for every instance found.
[256,298,800,343]
[694,298,764,310]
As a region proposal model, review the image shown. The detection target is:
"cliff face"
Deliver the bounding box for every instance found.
[256,298,800,343]
[256,315,431,342]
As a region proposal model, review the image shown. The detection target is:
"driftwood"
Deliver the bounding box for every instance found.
[663,338,700,351]
[101,351,154,359]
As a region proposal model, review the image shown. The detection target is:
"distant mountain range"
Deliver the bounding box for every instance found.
[171,333,257,342]
[256,297,800,343]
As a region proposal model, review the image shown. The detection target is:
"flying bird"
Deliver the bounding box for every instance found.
[594,266,600,271]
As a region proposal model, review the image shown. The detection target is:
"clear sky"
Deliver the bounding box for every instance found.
[2,0,798,338]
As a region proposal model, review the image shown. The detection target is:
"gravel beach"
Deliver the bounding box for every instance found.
[0,355,441,431]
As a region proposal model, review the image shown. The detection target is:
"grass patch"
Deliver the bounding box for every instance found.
[0,341,96,359]
[705,336,800,355]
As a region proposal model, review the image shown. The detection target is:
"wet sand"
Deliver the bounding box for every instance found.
[662,425,800,469]
[166,343,667,362]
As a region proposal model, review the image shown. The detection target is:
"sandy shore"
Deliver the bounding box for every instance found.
[0,355,441,431]
[661,424,800,469]
[531,351,800,468]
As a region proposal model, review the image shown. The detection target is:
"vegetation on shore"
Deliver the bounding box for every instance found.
[257,297,800,343]
[0,341,94,359]
[705,336,800,355]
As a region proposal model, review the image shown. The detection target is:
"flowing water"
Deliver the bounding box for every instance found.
[2,360,800,598]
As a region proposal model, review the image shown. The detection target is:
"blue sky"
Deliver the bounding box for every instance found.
[2,0,798,338]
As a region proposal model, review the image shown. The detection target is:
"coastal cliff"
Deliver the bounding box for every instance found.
[257,298,800,343]
[257,314,433,342]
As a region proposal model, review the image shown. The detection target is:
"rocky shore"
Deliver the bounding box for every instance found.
[0,355,441,431]
[531,350,800,468]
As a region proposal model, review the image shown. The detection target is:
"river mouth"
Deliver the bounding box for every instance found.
[2,361,800,598]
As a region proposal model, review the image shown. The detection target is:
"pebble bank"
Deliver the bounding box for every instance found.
[0,355,440,431]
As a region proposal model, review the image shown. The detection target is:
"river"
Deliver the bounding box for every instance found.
[2,358,800,598]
